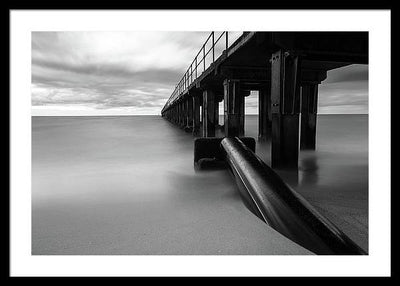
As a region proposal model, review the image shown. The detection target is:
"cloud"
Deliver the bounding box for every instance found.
[318,66,368,113]
[32,31,245,115]
[323,64,368,83]
[31,32,367,115]
[32,31,218,115]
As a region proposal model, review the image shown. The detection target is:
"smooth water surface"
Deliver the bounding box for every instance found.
[243,114,368,252]
[32,114,368,254]
[32,116,313,255]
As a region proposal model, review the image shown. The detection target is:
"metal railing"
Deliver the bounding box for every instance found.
[163,31,231,111]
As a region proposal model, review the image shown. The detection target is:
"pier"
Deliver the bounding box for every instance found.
[161,31,368,254]
[161,32,368,168]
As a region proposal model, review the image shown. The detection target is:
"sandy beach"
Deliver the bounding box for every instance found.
[32,116,312,255]
[32,114,367,254]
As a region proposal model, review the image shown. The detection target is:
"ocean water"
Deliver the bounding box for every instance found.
[244,114,368,252]
[32,115,368,254]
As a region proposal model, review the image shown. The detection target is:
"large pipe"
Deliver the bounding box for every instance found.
[220,137,366,255]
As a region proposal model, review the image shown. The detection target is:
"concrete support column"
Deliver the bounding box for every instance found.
[176,104,179,125]
[176,105,179,124]
[177,103,180,125]
[223,79,243,137]
[239,90,249,136]
[174,105,177,124]
[202,89,216,137]
[186,97,193,132]
[258,83,272,140]
[270,50,301,169]
[183,100,187,128]
[180,101,185,127]
[176,103,181,125]
[192,95,201,135]
[215,100,220,128]
[300,84,318,150]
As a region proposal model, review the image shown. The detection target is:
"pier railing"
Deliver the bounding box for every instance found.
[164,31,231,110]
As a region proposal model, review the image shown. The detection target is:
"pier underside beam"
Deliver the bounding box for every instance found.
[202,89,216,137]
[300,84,318,150]
[270,50,301,169]
[258,83,272,140]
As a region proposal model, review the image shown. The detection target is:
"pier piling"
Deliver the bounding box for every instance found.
[300,84,319,150]
[192,95,201,135]
[185,97,193,132]
[258,83,272,140]
[270,50,301,169]
[223,79,243,137]
[202,89,216,137]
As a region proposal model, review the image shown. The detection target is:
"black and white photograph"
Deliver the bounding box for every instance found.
[9,9,391,277]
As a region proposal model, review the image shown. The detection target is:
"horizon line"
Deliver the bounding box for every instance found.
[31,113,369,117]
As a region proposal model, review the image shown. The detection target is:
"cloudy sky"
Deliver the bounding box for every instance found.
[31,31,368,116]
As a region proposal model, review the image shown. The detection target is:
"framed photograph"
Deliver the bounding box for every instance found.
[9,8,392,277]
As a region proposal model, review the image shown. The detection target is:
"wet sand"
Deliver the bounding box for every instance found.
[32,116,312,255]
